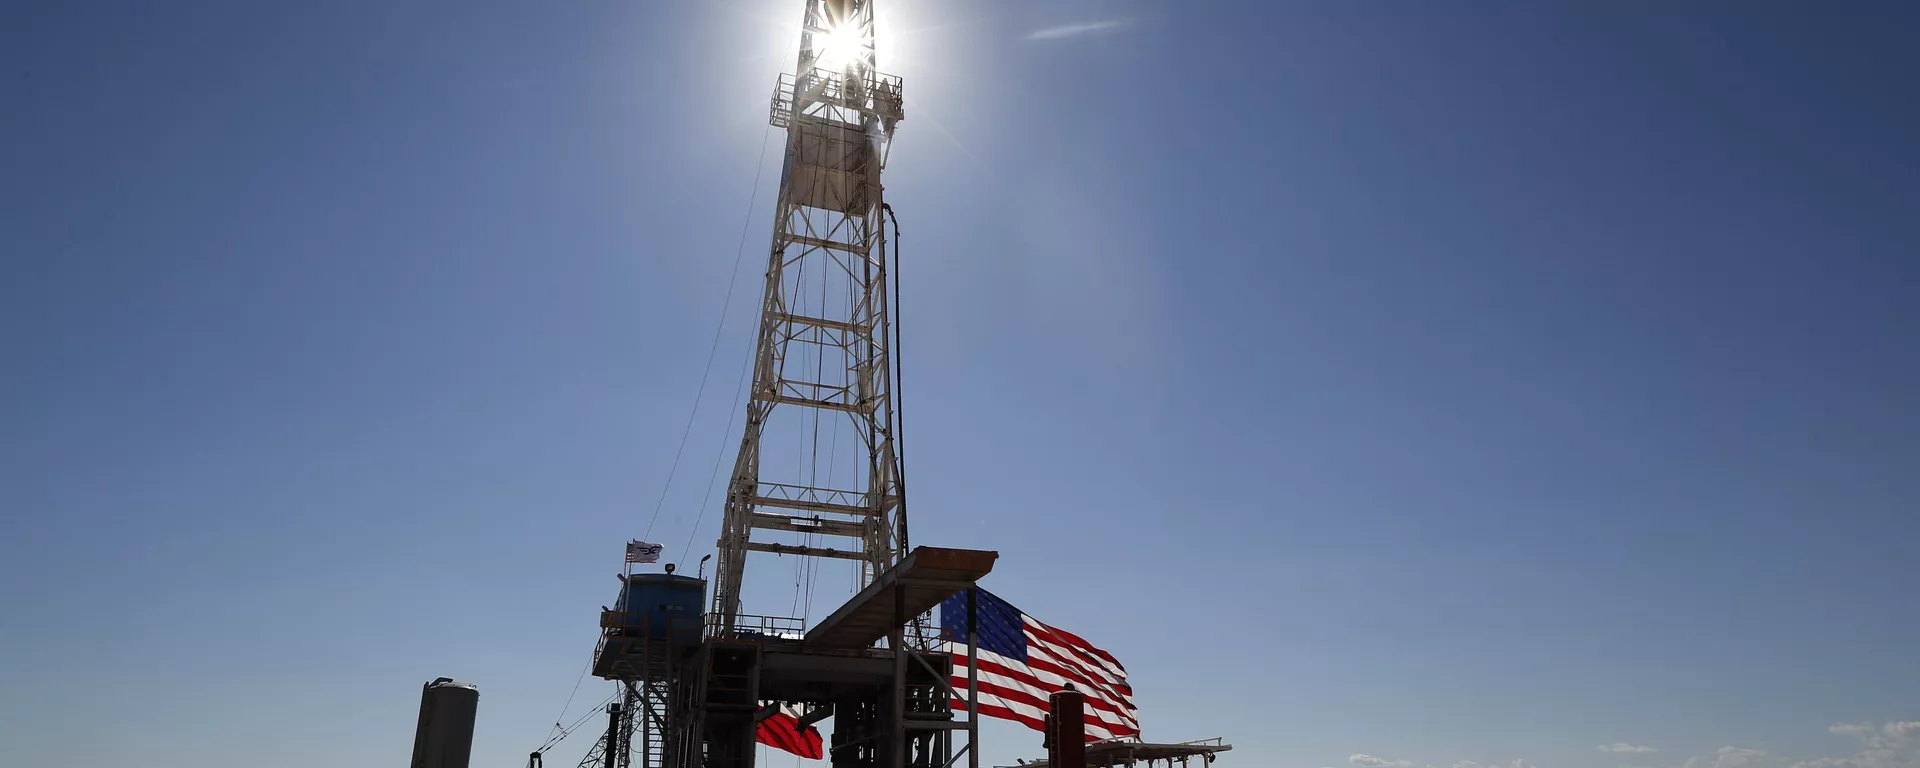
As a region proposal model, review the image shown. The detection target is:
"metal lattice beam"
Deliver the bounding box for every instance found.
[713,0,908,632]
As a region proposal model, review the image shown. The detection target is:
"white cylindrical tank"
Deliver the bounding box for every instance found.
[411,678,479,768]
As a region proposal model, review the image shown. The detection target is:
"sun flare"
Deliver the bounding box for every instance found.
[813,23,867,71]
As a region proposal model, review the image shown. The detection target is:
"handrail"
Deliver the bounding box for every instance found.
[769,67,905,127]
[600,610,703,635]
[1177,737,1227,747]
[705,612,807,639]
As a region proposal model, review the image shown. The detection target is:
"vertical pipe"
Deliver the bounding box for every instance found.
[1047,690,1085,768]
[966,589,979,768]
[890,587,907,768]
[605,703,622,768]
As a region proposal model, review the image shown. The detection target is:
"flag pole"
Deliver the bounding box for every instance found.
[967,587,979,768]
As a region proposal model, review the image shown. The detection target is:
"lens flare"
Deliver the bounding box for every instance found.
[814,23,865,71]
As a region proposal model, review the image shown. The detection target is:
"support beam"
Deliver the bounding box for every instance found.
[904,721,971,731]
[750,494,876,518]
[744,541,869,560]
[797,704,833,730]
[776,312,870,334]
[748,513,867,539]
[779,232,871,255]
[769,393,872,415]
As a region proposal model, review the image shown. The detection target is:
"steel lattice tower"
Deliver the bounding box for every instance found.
[711,0,907,629]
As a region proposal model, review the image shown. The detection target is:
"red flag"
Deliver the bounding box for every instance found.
[756,704,823,760]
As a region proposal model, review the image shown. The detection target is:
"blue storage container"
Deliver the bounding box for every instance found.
[617,574,706,645]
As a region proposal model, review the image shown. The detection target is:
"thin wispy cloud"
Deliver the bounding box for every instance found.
[1353,721,1920,768]
[1809,721,1920,764]
[1027,19,1124,40]
[1453,760,1534,768]
[1683,746,1770,768]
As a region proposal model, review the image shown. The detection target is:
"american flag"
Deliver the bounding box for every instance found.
[938,587,1139,742]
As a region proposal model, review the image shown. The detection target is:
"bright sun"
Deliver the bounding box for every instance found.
[813,23,866,71]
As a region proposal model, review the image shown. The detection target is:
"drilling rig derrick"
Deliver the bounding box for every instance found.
[585,4,996,768]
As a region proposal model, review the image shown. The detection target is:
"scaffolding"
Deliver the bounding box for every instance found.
[590,548,994,768]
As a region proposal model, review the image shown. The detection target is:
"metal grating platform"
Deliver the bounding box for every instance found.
[804,546,998,650]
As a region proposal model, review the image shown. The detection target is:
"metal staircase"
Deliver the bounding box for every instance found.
[638,680,670,768]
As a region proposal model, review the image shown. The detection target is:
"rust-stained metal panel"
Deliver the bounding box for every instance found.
[803,546,998,650]
[788,114,873,214]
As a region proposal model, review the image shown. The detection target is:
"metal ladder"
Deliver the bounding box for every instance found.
[638,680,670,768]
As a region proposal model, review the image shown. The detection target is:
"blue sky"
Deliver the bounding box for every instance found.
[3,1,1918,767]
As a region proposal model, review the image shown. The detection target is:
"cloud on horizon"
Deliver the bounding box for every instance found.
[1684,746,1770,768]
[1454,760,1535,768]
[1793,722,1920,768]
[1354,722,1919,768]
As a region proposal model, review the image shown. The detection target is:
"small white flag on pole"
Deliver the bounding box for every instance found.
[626,540,663,564]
